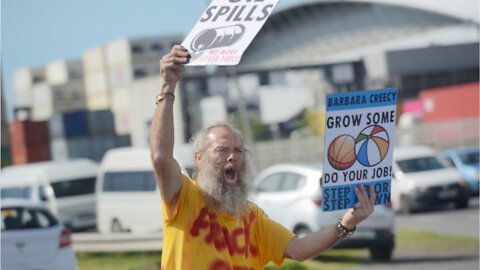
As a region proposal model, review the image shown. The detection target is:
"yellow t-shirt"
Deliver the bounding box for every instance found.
[160,175,295,270]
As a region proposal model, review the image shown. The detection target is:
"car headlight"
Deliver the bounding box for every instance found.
[407,181,418,191]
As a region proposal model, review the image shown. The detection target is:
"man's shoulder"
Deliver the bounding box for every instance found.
[246,200,265,216]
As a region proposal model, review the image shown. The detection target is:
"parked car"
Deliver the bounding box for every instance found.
[252,163,395,261]
[440,147,479,195]
[1,199,78,270]
[1,159,99,231]
[391,145,471,214]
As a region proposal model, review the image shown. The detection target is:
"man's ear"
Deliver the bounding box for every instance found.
[194,151,201,162]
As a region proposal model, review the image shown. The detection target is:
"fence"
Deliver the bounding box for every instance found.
[251,117,479,172]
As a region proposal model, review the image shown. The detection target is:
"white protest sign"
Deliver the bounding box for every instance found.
[182,0,279,66]
[322,88,398,211]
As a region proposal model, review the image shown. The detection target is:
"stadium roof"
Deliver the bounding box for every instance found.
[238,0,479,70]
[276,0,479,23]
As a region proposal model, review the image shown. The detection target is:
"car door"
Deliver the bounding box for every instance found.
[254,171,306,228]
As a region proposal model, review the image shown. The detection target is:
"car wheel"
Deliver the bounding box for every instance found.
[111,219,123,233]
[400,195,412,214]
[294,226,312,239]
[369,244,393,261]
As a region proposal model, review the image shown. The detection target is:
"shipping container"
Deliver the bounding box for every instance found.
[114,135,132,148]
[106,39,133,67]
[113,110,132,135]
[108,64,133,88]
[50,137,69,161]
[31,83,54,121]
[63,111,89,137]
[11,144,50,165]
[46,60,83,85]
[85,92,111,111]
[31,83,53,106]
[87,110,115,135]
[66,137,90,159]
[51,80,87,113]
[15,89,33,107]
[84,71,109,94]
[128,76,185,147]
[14,107,32,122]
[143,35,183,59]
[9,121,50,148]
[14,67,45,91]
[83,46,107,75]
[111,87,130,112]
[89,135,115,161]
[132,62,159,80]
[420,82,479,123]
[49,114,64,138]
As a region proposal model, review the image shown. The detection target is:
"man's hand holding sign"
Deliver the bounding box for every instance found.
[181,0,279,66]
[152,1,389,268]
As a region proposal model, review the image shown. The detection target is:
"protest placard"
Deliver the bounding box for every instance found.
[181,0,279,66]
[322,88,398,211]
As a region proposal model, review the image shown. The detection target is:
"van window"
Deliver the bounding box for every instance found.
[102,171,157,192]
[1,187,31,199]
[50,177,96,198]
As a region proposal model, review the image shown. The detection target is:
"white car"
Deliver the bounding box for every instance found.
[1,199,78,270]
[391,145,471,214]
[252,163,395,261]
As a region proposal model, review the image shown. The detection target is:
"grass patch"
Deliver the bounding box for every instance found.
[396,226,479,252]
[76,227,478,269]
[77,252,162,270]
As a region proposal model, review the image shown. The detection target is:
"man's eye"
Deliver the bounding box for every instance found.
[236,149,243,153]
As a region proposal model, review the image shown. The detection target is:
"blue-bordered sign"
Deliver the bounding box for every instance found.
[322,88,398,211]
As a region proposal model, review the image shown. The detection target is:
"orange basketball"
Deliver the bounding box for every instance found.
[328,134,356,170]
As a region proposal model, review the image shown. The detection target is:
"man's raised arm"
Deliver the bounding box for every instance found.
[150,45,190,211]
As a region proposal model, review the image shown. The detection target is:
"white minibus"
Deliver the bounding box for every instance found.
[1,159,99,231]
[96,145,195,234]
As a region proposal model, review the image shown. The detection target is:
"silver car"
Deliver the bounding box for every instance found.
[252,163,395,260]
[1,199,78,270]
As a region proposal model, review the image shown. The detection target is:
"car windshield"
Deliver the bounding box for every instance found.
[459,151,479,165]
[1,207,58,231]
[1,187,31,199]
[396,156,445,173]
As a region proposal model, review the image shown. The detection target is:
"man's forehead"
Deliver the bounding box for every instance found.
[207,127,242,146]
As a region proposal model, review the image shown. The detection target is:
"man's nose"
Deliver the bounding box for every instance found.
[226,151,235,162]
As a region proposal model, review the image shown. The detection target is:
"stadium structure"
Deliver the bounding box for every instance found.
[179,0,478,139]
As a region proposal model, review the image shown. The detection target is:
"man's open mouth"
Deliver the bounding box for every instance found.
[224,168,237,185]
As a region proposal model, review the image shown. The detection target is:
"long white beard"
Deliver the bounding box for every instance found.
[195,159,252,217]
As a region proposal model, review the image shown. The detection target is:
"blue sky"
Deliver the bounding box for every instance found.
[1,0,308,122]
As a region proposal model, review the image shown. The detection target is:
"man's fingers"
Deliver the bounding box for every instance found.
[368,185,375,209]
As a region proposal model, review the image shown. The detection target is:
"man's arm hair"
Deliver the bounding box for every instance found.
[150,46,190,212]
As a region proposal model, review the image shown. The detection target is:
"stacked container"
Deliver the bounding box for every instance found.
[49,109,131,162]
[30,60,86,121]
[13,67,46,121]
[63,110,90,159]
[105,35,182,136]
[9,121,50,165]
[83,47,111,110]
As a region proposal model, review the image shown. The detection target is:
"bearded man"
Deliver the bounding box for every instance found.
[150,45,376,270]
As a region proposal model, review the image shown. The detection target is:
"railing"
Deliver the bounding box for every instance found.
[252,117,479,172]
[72,233,163,252]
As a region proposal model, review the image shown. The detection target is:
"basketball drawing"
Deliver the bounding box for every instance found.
[355,125,390,167]
[328,134,357,170]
